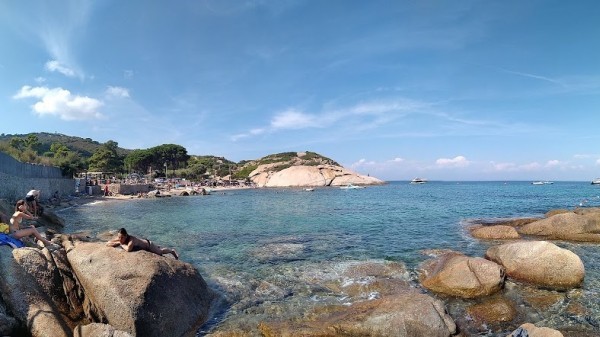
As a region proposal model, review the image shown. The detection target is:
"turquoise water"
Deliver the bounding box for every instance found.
[59,181,600,336]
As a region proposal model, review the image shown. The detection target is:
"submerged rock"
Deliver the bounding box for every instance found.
[466,296,517,324]
[507,323,564,337]
[258,290,457,337]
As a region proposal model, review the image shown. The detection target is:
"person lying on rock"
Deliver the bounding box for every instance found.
[106,228,179,259]
[10,199,55,248]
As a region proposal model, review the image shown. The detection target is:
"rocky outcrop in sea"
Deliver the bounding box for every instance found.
[250,164,384,187]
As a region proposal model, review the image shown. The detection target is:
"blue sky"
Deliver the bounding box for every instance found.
[1,0,599,181]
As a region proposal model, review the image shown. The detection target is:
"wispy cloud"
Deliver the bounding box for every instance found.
[105,86,130,99]
[499,68,566,87]
[435,156,470,168]
[35,1,94,79]
[45,60,76,77]
[13,85,103,121]
[230,98,432,141]
[270,109,320,129]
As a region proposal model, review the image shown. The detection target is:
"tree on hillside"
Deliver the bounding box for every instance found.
[24,134,40,152]
[88,140,124,173]
[54,151,85,177]
[9,137,24,151]
[49,142,70,158]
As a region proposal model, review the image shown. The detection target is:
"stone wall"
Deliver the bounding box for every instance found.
[0,152,75,203]
[104,184,151,196]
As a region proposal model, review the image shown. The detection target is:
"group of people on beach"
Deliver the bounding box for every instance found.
[2,188,179,259]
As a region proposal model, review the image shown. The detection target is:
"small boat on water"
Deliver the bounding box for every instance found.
[410,178,427,184]
[532,181,554,185]
[304,188,315,192]
[592,178,600,185]
[340,184,365,190]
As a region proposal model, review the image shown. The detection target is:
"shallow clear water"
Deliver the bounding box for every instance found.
[59,181,600,336]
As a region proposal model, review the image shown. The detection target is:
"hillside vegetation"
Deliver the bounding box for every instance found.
[0,133,341,180]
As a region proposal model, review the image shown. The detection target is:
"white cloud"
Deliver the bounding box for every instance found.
[490,162,518,171]
[390,157,404,163]
[596,159,600,166]
[436,155,470,168]
[351,158,376,168]
[106,86,130,98]
[45,60,76,77]
[545,160,560,167]
[13,85,103,121]
[270,109,319,129]
[34,77,46,83]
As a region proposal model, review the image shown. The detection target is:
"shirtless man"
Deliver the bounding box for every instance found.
[25,189,41,216]
[106,228,179,259]
[10,199,54,247]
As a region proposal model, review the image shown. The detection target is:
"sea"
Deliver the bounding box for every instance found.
[58,181,600,336]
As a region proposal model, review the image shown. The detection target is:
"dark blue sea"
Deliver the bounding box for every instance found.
[59,181,600,336]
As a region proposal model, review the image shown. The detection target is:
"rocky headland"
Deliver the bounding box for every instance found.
[244,152,384,187]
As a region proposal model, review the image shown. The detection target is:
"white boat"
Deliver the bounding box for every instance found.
[304,188,315,192]
[410,178,427,184]
[340,184,365,189]
[532,181,554,185]
[592,178,600,185]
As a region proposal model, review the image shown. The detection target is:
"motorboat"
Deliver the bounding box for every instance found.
[304,188,315,192]
[340,184,365,189]
[531,181,544,185]
[592,178,600,185]
[410,178,427,184]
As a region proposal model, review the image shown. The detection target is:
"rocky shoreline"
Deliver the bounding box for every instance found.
[1,195,599,336]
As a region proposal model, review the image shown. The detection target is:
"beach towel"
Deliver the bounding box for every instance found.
[0,223,9,234]
[0,233,25,249]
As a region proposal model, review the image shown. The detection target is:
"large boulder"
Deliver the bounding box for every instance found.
[0,246,73,337]
[67,242,214,337]
[258,290,457,337]
[518,212,600,242]
[419,252,505,298]
[485,241,584,290]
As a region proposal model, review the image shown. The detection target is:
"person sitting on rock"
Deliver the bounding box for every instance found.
[106,228,179,259]
[10,199,54,248]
